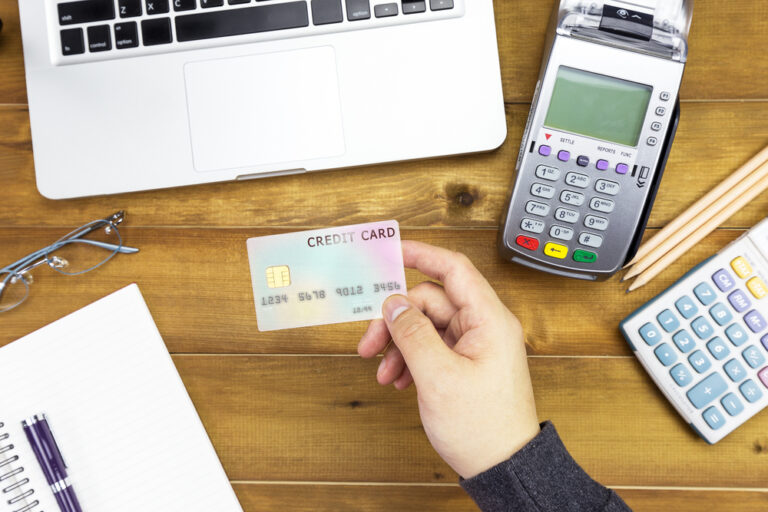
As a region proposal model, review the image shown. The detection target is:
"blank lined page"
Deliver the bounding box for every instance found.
[0,285,242,511]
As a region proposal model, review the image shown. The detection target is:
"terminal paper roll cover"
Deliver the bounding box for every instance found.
[559,0,693,38]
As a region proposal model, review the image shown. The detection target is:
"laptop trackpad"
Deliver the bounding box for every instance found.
[184,46,345,173]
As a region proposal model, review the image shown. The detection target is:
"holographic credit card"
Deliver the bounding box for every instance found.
[247,221,407,331]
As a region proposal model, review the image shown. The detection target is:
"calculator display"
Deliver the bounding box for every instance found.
[544,66,652,147]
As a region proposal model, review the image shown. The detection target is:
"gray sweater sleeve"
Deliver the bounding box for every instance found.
[460,422,631,512]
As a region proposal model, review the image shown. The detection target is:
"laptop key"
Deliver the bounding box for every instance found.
[374,3,398,17]
[175,2,309,42]
[146,0,170,14]
[312,0,343,25]
[60,28,85,56]
[173,0,197,11]
[87,25,112,52]
[118,0,143,17]
[59,0,115,26]
[141,18,173,45]
[229,0,251,3]
[201,0,224,7]
[402,0,426,14]
[346,0,371,20]
[430,0,453,10]
[115,22,140,49]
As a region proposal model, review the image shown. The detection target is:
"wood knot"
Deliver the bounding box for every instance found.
[753,439,768,455]
[433,472,444,480]
[347,400,362,409]
[445,184,479,211]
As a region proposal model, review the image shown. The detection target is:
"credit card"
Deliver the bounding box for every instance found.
[247,221,407,331]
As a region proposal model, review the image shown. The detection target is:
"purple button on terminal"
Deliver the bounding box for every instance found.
[596,159,609,171]
[616,163,629,175]
[744,310,766,333]
[558,150,570,162]
[539,145,552,157]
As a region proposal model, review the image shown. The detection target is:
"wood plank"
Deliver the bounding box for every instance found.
[0,227,743,355]
[1,0,767,105]
[1,102,767,229]
[175,355,768,487]
[231,484,768,512]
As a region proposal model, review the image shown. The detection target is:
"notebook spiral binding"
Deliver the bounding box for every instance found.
[0,423,39,512]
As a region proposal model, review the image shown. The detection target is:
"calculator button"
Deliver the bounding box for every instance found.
[673,330,695,353]
[654,343,678,367]
[526,201,551,217]
[578,232,603,249]
[584,215,609,231]
[596,159,609,171]
[707,337,730,360]
[549,225,574,241]
[521,219,545,234]
[531,183,556,199]
[712,269,736,292]
[739,379,763,403]
[577,155,589,167]
[702,406,725,430]
[554,208,579,224]
[670,364,692,387]
[724,359,747,382]
[693,283,717,306]
[742,345,766,369]
[595,179,620,196]
[543,242,568,260]
[744,310,767,333]
[725,323,749,346]
[763,334,768,352]
[573,250,597,263]
[639,323,662,346]
[721,393,744,416]
[589,197,615,213]
[675,296,699,319]
[535,165,561,181]
[688,350,711,373]
[657,309,680,333]
[539,145,552,157]
[565,173,590,189]
[709,303,733,326]
[615,163,629,175]
[747,277,768,299]
[557,150,570,162]
[516,235,539,251]
[728,290,752,313]
[730,257,753,279]
[759,367,768,389]
[691,317,714,340]
[560,190,585,207]
[687,372,728,409]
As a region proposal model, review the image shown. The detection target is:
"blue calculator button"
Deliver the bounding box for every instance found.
[713,269,736,292]
[694,283,717,306]
[721,393,744,416]
[670,364,693,387]
[728,290,752,313]
[691,316,714,340]
[703,406,726,430]
[675,296,699,319]
[688,350,711,373]
[706,337,730,360]
[657,309,680,333]
[740,379,764,403]
[724,359,747,382]
[639,323,662,346]
[672,330,696,353]
[687,372,728,409]
[725,323,749,346]
[709,303,733,326]
[654,343,678,367]
[742,345,766,369]
[744,310,767,333]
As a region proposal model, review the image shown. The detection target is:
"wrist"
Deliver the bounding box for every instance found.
[458,420,541,479]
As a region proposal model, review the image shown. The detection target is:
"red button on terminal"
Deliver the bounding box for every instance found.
[516,235,540,251]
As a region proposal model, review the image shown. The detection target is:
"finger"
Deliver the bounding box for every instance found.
[393,367,414,391]
[377,344,406,386]
[401,240,499,309]
[358,319,390,358]
[407,281,458,329]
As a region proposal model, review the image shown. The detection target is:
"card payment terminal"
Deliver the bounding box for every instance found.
[500,0,694,280]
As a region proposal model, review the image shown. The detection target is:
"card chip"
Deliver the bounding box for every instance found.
[266,265,291,288]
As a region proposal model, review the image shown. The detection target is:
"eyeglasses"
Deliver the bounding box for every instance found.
[0,211,139,313]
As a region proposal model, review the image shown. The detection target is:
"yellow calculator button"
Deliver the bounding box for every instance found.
[730,257,753,279]
[544,242,569,259]
[747,277,767,299]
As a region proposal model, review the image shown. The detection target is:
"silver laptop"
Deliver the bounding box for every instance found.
[19,0,506,199]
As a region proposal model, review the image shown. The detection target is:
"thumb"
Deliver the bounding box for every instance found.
[382,295,458,383]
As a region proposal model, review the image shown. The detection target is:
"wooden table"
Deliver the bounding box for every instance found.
[2,1,767,510]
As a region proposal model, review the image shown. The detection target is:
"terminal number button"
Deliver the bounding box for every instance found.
[747,277,768,299]
[520,218,545,234]
[544,243,568,260]
[526,201,550,217]
[535,165,561,181]
[560,190,585,207]
[578,232,603,248]
[550,225,574,241]
[595,179,620,196]
[531,183,556,199]
[515,235,539,251]
[589,197,614,213]
[565,172,590,189]
[584,215,609,231]
[554,208,579,224]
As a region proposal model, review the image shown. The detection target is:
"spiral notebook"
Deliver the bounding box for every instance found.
[0,285,242,512]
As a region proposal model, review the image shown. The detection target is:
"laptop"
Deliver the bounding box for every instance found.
[18,0,506,199]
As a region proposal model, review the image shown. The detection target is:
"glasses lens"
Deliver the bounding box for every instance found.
[0,273,30,313]
[46,221,122,275]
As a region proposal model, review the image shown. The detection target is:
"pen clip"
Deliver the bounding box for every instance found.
[39,415,68,470]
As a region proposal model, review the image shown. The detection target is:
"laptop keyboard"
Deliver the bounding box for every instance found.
[53,0,462,64]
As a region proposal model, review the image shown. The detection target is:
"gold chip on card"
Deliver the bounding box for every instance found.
[265,265,291,288]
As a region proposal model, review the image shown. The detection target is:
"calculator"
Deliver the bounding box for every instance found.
[500,0,693,280]
[621,218,768,444]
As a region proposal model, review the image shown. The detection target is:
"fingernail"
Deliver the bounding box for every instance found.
[383,295,410,323]
[377,357,387,377]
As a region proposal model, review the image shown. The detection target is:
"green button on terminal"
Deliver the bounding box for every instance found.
[573,250,597,263]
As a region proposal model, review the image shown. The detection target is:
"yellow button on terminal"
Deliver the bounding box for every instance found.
[747,277,767,299]
[544,242,569,260]
[731,256,753,279]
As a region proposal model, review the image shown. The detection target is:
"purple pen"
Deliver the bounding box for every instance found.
[22,415,82,512]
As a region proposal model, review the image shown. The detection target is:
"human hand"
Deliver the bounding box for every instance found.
[358,241,540,479]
